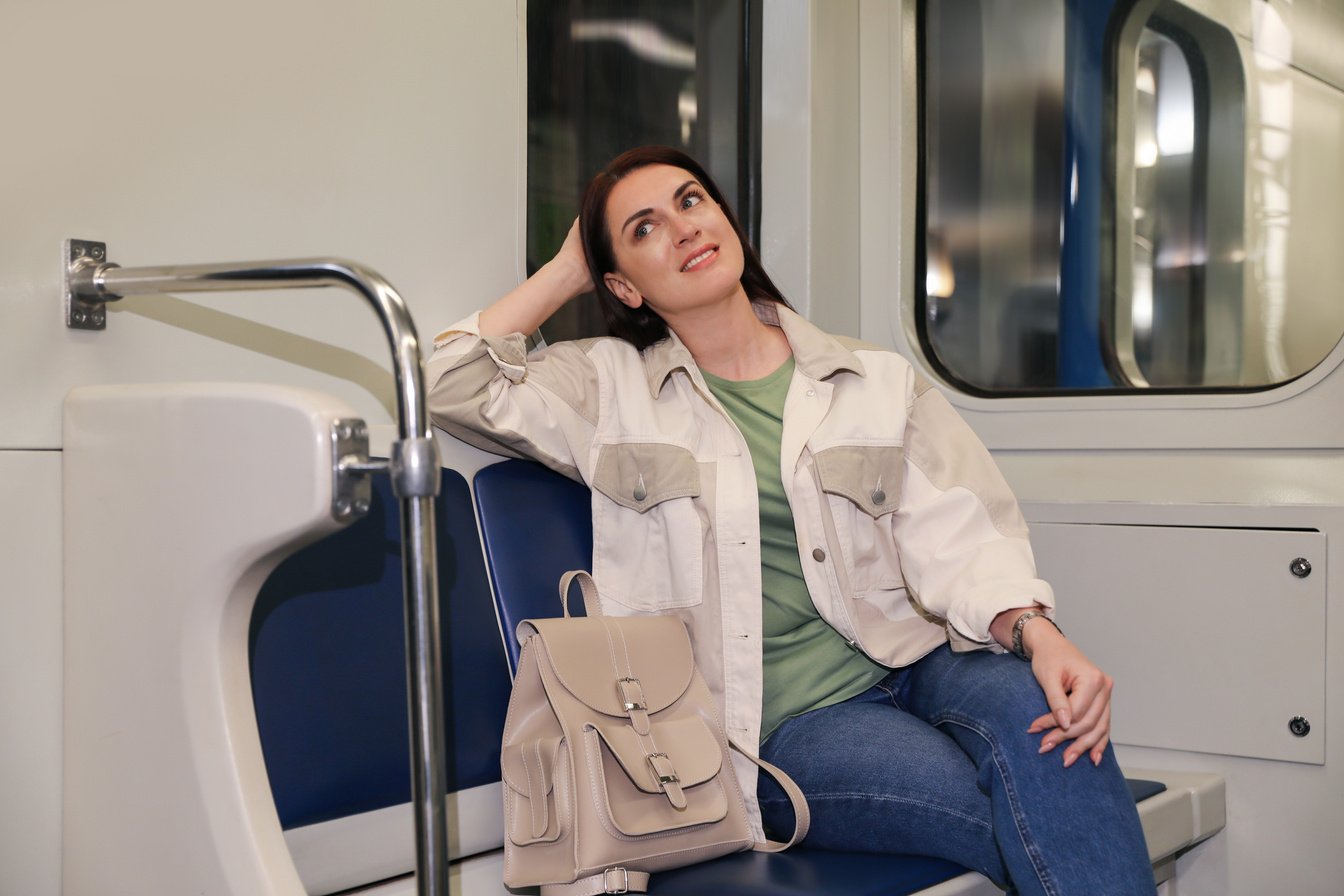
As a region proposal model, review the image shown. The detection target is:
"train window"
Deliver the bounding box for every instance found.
[918,0,1341,393]
[526,1,761,344]
[920,0,1067,391]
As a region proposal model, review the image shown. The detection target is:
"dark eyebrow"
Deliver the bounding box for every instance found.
[621,206,654,235]
[672,179,699,200]
[620,180,702,235]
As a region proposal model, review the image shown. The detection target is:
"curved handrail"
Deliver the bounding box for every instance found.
[67,247,449,896]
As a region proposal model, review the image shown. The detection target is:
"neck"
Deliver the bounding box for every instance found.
[666,289,792,381]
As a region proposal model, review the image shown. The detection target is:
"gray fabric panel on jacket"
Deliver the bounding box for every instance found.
[591,442,701,513]
[812,445,903,517]
[903,386,1029,539]
[426,337,595,482]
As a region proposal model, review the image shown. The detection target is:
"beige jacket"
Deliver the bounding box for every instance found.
[426,302,1053,838]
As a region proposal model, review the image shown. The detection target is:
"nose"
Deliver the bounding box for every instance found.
[673,216,699,245]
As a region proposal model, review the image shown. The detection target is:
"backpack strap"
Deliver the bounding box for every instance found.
[541,867,651,895]
[730,740,811,851]
[558,569,603,618]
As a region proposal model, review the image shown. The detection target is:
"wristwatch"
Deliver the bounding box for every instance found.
[1010,609,1060,661]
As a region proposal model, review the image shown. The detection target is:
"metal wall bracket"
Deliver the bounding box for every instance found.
[65,239,114,330]
[330,418,381,522]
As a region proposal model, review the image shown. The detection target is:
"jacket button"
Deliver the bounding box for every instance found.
[812,548,826,562]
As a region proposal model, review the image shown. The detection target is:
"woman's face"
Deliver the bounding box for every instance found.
[601,164,746,318]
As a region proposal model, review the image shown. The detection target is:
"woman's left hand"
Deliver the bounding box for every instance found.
[1022,620,1114,767]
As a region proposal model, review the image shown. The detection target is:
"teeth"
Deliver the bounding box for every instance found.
[682,249,714,272]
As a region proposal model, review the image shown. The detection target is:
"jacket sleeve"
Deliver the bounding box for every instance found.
[424,312,601,482]
[892,378,1055,651]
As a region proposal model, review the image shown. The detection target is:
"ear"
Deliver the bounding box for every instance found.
[604,273,643,309]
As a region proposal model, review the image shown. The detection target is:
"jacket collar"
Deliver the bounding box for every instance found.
[641,301,867,398]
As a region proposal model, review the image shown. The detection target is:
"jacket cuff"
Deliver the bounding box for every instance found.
[946,579,1056,652]
[430,310,528,383]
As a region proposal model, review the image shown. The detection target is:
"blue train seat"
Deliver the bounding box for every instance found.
[251,469,512,893]
[473,458,1170,896]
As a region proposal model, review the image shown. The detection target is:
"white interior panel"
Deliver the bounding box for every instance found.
[1032,522,1325,764]
[0,452,63,896]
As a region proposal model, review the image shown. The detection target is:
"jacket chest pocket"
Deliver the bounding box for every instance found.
[590,441,704,611]
[813,445,905,593]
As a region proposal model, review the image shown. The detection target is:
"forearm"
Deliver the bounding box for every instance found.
[479,254,591,338]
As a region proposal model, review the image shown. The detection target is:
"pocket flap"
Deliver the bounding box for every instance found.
[591,441,701,513]
[501,735,564,797]
[527,615,696,717]
[589,715,724,793]
[814,445,904,517]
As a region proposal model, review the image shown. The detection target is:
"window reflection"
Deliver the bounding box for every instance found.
[1129,26,1202,386]
[527,1,756,344]
[921,0,1066,391]
[919,0,1343,394]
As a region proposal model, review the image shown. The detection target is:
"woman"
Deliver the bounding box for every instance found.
[427,146,1155,894]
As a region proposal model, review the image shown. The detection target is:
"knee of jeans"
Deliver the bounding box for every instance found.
[955,654,1051,721]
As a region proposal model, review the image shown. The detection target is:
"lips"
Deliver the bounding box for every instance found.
[681,245,718,272]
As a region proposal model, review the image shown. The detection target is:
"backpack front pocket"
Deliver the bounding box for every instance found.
[583,716,728,838]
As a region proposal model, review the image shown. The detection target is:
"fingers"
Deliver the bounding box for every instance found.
[1036,667,1074,732]
[1062,698,1111,768]
[556,218,595,293]
[1026,711,1056,734]
[1033,671,1114,767]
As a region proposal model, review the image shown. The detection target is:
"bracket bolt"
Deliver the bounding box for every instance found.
[334,498,352,516]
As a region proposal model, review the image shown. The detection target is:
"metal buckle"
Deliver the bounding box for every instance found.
[603,866,630,894]
[646,752,680,785]
[617,677,646,712]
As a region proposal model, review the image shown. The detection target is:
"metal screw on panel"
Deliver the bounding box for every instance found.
[335,498,352,516]
[354,499,370,515]
[1289,716,1311,738]
[91,245,105,260]
[1290,558,1312,578]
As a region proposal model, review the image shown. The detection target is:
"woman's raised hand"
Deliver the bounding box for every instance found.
[479,217,594,337]
[550,217,595,298]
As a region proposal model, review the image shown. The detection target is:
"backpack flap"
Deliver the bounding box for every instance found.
[525,615,696,723]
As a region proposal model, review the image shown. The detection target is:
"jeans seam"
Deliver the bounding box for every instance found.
[933,710,1058,896]
[758,791,994,834]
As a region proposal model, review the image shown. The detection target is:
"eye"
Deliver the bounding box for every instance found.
[633,220,655,241]
[681,190,705,210]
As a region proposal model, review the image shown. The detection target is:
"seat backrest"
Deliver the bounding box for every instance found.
[473,459,594,674]
[251,469,511,893]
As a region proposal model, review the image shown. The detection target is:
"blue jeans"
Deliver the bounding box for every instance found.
[756,644,1156,895]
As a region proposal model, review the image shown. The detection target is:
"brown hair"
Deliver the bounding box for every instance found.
[579,146,792,350]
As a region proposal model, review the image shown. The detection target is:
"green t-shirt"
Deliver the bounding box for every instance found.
[701,358,889,744]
